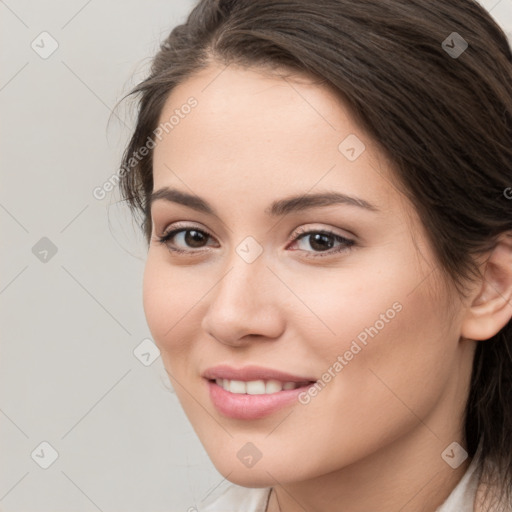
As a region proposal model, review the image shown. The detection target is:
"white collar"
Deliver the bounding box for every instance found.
[436,439,484,512]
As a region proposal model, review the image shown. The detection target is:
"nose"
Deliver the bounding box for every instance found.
[201,256,285,347]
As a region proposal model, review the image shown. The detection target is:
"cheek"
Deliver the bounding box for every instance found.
[142,255,199,358]
[299,254,454,405]
[289,255,421,360]
[142,257,169,343]
[333,280,452,417]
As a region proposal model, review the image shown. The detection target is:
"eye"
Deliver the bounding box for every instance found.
[155,222,216,254]
[287,226,355,258]
[155,223,355,258]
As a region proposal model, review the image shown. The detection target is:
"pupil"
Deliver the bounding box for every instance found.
[186,230,206,248]
[310,233,333,251]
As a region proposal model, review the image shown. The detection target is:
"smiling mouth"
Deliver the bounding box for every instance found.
[205,377,317,420]
[208,378,315,394]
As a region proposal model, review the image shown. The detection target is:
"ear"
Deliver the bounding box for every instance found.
[461,232,512,341]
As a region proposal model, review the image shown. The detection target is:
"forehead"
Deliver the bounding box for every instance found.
[152,63,405,218]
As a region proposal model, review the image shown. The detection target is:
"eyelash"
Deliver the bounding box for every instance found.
[156,222,355,259]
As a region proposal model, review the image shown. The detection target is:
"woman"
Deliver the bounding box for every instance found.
[117,0,512,510]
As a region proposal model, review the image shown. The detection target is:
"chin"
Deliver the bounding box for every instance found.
[220,470,275,489]
[207,450,310,488]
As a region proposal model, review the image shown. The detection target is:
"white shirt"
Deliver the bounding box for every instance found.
[200,442,483,512]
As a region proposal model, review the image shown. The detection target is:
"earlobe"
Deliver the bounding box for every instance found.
[460,232,512,341]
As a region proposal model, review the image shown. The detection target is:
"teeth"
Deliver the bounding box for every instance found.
[229,379,246,394]
[214,378,303,394]
[246,380,266,395]
[266,379,283,394]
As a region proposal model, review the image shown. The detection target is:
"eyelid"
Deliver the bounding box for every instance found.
[158,220,211,239]
[158,221,351,240]
[289,224,354,242]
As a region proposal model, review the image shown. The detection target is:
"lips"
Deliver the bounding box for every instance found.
[202,365,317,420]
[202,364,316,383]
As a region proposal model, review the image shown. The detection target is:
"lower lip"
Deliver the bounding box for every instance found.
[206,379,315,420]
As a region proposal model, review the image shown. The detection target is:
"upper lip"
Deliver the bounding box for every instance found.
[202,364,316,383]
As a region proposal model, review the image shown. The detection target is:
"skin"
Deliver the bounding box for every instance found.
[143,62,512,512]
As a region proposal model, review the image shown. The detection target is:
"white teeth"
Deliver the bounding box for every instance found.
[229,379,247,394]
[246,380,266,395]
[265,379,283,394]
[214,378,303,394]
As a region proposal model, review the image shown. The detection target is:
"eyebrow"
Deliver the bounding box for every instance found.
[149,187,380,216]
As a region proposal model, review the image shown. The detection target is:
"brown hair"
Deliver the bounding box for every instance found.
[117,0,512,507]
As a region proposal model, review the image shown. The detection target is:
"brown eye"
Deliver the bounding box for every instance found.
[290,228,355,258]
[157,226,215,253]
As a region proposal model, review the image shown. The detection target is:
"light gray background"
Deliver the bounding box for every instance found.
[1,1,511,511]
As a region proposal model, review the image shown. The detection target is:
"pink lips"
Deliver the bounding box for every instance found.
[202,364,316,383]
[202,365,316,420]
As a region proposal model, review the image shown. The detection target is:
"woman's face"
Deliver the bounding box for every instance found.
[144,62,475,487]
